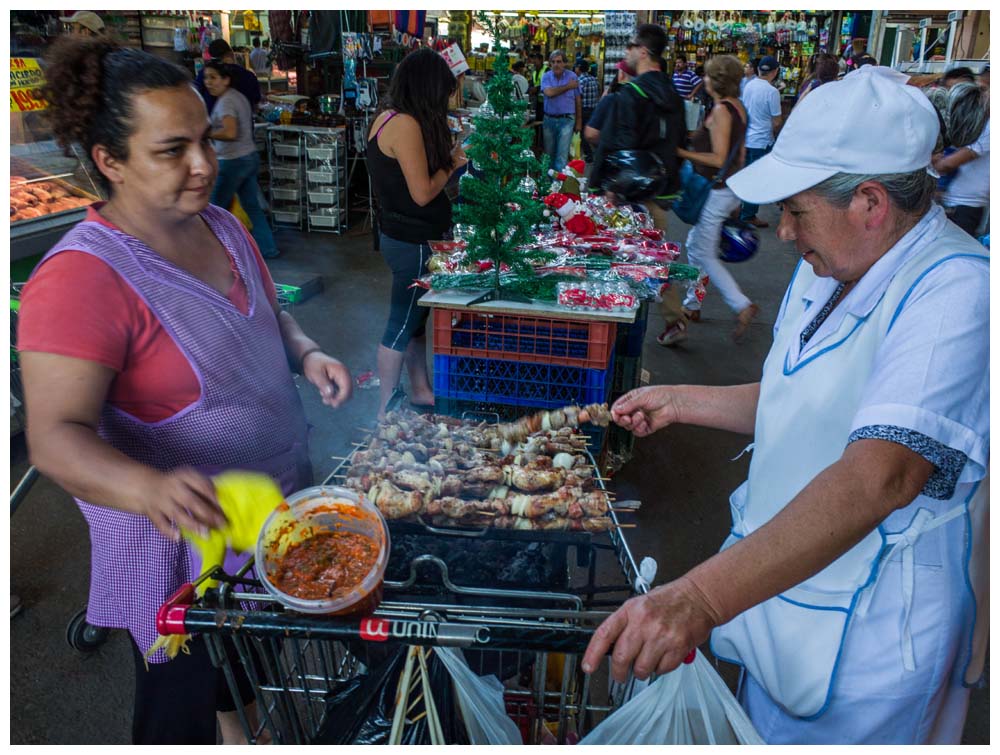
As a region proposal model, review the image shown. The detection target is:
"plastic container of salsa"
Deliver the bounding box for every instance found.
[255,485,389,616]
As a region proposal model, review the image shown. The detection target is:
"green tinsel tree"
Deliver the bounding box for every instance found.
[451,12,552,300]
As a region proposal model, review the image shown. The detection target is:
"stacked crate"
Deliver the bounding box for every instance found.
[431,308,631,457]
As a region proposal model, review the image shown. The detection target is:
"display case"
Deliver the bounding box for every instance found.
[10,99,106,262]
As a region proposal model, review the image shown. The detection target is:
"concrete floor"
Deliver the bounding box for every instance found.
[10,206,988,744]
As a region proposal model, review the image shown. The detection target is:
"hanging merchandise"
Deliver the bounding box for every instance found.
[243,10,261,33]
[173,26,188,52]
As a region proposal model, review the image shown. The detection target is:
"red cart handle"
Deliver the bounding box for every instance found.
[156,582,195,635]
[683,649,696,664]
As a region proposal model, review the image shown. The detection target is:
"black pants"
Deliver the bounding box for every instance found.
[130,635,255,744]
[379,234,430,351]
[947,205,986,237]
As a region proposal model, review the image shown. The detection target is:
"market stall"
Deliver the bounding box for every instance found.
[655,10,836,101]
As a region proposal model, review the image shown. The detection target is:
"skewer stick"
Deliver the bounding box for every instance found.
[390,646,418,745]
[616,523,637,528]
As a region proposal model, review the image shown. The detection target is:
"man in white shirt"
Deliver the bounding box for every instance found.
[510,60,530,100]
[249,36,269,76]
[739,56,783,228]
[933,119,990,237]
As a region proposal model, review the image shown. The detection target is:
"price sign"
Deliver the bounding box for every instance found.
[10,58,47,112]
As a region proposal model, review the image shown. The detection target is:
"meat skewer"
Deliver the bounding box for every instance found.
[488,403,613,445]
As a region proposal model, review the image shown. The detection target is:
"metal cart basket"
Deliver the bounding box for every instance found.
[157,440,647,745]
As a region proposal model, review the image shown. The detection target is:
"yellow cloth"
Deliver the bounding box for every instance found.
[230,196,252,231]
[145,471,285,664]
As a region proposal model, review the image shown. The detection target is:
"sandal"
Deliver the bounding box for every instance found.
[732,303,759,343]
[657,317,689,346]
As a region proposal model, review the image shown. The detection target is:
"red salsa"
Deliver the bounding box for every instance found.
[273,530,380,600]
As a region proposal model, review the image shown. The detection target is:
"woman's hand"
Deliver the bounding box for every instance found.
[610,385,683,437]
[581,576,721,682]
[141,467,227,541]
[451,143,469,173]
[302,351,353,409]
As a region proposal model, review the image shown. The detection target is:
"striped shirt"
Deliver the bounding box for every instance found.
[672,68,702,98]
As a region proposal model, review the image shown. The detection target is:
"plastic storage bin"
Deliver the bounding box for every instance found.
[432,309,616,370]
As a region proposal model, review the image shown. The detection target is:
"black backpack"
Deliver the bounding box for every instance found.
[621,77,686,198]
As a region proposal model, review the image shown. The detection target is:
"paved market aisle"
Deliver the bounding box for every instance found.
[10,207,988,743]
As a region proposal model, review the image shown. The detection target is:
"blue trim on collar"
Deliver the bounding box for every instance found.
[783,314,868,375]
[887,253,990,333]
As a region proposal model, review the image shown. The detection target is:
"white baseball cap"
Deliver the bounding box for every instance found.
[60,11,106,33]
[727,67,940,205]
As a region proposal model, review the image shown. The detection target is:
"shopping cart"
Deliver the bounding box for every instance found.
[157,434,649,745]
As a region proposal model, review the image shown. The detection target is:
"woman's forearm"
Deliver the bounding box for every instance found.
[673,383,760,435]
[678,147,724,169]
[277,310,322,372]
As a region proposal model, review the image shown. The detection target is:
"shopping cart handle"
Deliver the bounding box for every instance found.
[156,582,195,635]
[683,649,696,664]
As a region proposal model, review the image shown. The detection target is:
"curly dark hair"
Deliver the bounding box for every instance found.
[382,47,456,176]
[41,35,192,192]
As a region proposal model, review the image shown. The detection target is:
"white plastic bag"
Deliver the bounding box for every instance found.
[580,651,764,745]
[435,646,523,745]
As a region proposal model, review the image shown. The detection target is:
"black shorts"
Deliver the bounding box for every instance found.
[379,233,430,351]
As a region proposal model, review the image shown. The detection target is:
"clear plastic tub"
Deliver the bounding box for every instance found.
[255,485,389,615]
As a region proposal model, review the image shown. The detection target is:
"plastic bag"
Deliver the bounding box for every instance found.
[579,651,764,745]
[436,646,523,744]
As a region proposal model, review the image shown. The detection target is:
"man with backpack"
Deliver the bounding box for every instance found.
[589,24,686,203]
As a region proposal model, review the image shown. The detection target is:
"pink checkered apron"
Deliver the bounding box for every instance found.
[40,205,312,661]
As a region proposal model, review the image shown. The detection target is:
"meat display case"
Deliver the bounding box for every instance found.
[10,109,105,262]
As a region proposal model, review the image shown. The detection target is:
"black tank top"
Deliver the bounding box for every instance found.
[690,100,747,184]
[367,112,452,243]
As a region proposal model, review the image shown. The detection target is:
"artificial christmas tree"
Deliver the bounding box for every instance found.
[451,12,552,303]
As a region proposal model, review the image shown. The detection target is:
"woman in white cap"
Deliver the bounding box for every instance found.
[582,66,988,745]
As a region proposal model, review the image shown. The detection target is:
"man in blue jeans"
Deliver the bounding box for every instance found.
[541,49,581,171]
[738,56,783,227]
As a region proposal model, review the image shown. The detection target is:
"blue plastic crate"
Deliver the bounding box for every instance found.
[433,353,614,409]
[615,301,649,358]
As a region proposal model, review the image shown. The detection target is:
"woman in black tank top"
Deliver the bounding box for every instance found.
[659,55,759,347]
[366,49,468,418]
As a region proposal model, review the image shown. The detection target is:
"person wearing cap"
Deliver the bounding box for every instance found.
[738,55,783,228]
[582,66,988,745]
[194,39,262,115]
[60,10,105,37]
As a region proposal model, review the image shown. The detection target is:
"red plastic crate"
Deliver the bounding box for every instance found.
[432,308,615,370]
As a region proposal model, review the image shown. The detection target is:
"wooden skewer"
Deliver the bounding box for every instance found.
[616,523,637,528]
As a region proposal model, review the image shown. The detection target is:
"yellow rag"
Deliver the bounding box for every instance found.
[145,471,286,665]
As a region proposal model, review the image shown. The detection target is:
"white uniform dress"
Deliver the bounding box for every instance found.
[710,205,989,744]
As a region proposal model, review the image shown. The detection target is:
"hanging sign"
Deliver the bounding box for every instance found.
[10,58,47,112]
[439,42,470,76]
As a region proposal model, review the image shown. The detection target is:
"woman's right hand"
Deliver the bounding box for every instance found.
[611,386,683,437]
[140,467,227,540]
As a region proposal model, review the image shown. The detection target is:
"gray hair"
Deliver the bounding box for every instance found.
[549,49,566,63]
[946,81,989,148]
[810,169,937,217]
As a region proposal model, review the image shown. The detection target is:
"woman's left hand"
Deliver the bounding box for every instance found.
[302,352,353,408]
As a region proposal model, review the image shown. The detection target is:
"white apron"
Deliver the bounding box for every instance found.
[710,217,989,732]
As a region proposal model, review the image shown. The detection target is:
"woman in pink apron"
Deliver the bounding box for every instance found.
[18,37,352,744]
